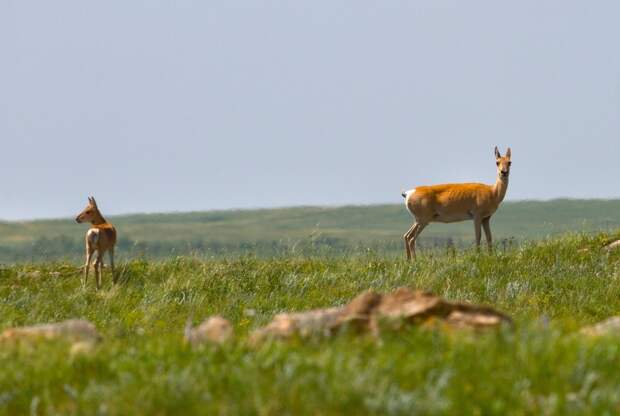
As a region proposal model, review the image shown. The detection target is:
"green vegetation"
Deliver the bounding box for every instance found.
[1,199,620,263]
[1,232,620,414]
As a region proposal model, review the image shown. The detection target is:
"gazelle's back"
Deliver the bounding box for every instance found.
[406,183,496,223]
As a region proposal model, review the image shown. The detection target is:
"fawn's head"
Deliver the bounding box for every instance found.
[76,197,101,224]
[494,146,512,179]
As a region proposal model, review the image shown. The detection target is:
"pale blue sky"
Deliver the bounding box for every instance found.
[2,1,619,220]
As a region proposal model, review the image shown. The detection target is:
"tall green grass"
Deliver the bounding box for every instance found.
[0,233,619,414]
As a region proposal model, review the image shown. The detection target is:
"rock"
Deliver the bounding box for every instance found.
[185,316,233,346]
[374,289,449,321]
[70,341,97,357]
[249,307,342,344]
[604,240,620,251]
[249,291,381,344]
[340,290,383,326]
[370,288,511,333]
[250,288,511,343]
[0,319,101,345]
[250,290,384,344]
[580,316,620,337]
[17,271,41,279]
[444,308,511,329]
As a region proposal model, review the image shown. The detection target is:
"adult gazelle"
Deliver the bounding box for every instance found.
[402,147,511,260]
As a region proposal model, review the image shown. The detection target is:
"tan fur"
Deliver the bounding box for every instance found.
[75,197,117,289]
[403,147,512,260]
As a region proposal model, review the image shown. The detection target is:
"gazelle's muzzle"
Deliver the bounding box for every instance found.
[75,215,83,223]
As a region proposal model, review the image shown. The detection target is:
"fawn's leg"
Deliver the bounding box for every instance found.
[83,248,94,287]
[94,253,103,290]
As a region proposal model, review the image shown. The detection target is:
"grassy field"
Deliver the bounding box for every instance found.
[1,232,620,415]
[1,199,620,262]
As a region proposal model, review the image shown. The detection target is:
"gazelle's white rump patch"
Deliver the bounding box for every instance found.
[404,189,416,199]
[86,229,100,245]
[403,189,416,214]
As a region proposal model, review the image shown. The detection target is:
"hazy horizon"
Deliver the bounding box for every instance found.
[3,1,619,221]
[2,197,619,223]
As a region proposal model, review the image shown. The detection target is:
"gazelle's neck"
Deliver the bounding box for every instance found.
[493,175,509,204]
[91,210,107,225]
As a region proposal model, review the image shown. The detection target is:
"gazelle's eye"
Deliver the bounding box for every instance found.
[508,162,512,166]
[496,162,500,166]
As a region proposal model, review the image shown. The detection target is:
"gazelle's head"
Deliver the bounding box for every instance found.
[494,146,512,180]
[75,196,100,224]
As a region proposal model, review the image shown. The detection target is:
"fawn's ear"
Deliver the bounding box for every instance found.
[505,147,512,159]
[494,146,501,159]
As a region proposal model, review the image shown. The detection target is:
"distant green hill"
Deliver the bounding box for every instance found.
[1,199,619,262]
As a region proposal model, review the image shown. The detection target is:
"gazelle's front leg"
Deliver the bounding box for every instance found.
[474,217,482,250]
[482,217,493,252]
[83,248,94,287]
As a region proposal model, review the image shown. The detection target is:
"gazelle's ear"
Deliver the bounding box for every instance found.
[494,146,501,159]
[505,147,511,159]
[88,196,97,207]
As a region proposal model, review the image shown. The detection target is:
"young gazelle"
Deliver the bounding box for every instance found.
[402,146,512,260]
[75,197,117,289]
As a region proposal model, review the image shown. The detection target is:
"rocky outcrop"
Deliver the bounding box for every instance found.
[250,288,512,343]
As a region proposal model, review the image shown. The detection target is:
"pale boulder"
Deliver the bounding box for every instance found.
[0,319,101,346]
[580,316,620,337]
[185,316,233,346]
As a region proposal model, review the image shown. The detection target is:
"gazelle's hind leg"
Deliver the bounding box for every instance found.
[403,223,418,260]
[109,247,117,284]
[83,248,95,287]
[408,222,427,260]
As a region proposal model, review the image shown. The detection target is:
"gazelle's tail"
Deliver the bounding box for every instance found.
[401,190,407,198]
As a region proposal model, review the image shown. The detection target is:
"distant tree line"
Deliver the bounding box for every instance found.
[0,234,497,263]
